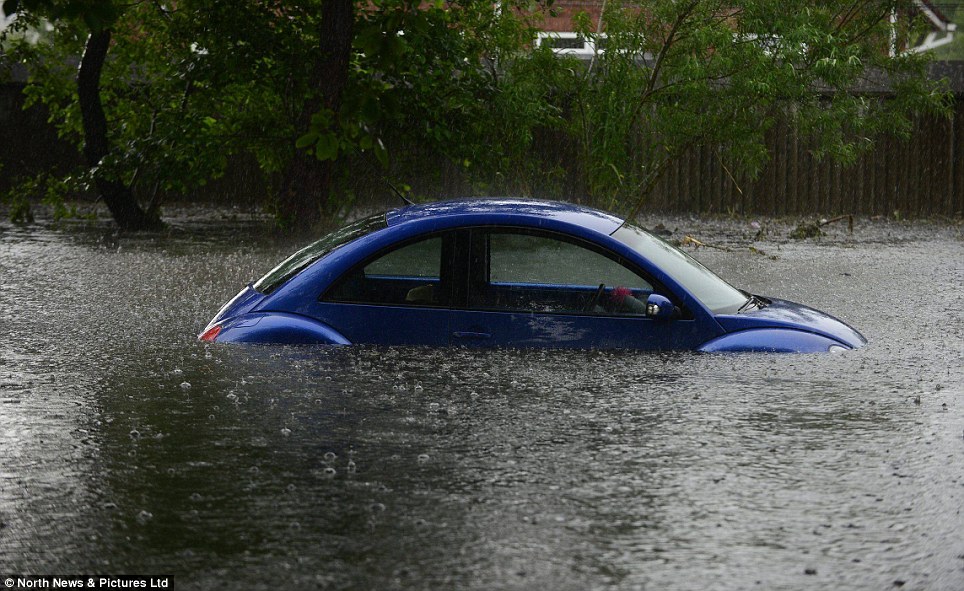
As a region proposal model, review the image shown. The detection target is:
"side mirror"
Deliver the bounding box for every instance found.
[645,294,677,320]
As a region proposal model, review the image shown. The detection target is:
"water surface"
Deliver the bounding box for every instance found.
[1,212,961,590]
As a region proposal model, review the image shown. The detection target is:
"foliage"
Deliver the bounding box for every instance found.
[2,1,265,217]
[1,0,953,227]
[540,0,953,216]
[299,1,553,198]
[3,0,552,225]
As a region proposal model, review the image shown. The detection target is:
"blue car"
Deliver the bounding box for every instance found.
[200,199,866,352]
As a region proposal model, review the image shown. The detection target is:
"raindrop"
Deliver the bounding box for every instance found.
[323,467,336,479]
[226,393,238,402]
[136,510,153,525]
[347,460,357,474]
[189,493,203,502]
[417,454,430,464]
[370,502,386,513]
[287,483,297,492]
[280,427,292,437]
[180,382,191,390]
[428,402,440,413]
[129,429,141,439]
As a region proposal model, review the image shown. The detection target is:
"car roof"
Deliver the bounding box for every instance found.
[385,198,624,237]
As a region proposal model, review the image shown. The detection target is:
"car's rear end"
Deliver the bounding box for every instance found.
[198,285,266,342]
[199,212,388,343]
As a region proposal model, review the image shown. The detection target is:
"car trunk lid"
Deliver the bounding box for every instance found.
[204,284,266,330]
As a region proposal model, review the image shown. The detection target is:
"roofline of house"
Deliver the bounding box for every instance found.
[917,0,956,32]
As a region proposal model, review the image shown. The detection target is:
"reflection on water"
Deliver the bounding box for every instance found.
[0,214,962,590]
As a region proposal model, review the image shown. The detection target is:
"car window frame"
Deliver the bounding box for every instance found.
[319,229,463,309]
[465,226,688,319]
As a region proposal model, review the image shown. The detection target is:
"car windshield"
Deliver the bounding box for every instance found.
[253,212,387,294]
[612,222,749,314]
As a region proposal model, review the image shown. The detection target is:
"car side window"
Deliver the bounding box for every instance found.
[470,231,654,315]
[325,236,445,306]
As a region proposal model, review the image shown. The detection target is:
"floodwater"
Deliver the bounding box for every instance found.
[0,209,961,590]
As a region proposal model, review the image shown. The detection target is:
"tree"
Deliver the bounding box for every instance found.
[3,0,546,231]
[537,0,952,216]
[3,0,163,230]
[287,0,546,227]
[276,0,354,229]
[2,0,950,230]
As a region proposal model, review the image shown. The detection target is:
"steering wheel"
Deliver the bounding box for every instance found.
[584,283,606,312]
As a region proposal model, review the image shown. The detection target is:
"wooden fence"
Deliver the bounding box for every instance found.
[3,72,964,217]
[642,102,964,217]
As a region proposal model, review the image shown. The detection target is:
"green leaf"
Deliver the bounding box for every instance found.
[314,133,339,161]
[354,26,383,57]
[309,109,333,128]
[295,131,318,149]
[359,93,380,123]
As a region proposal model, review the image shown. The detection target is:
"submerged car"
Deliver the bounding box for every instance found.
[200,199,866,352]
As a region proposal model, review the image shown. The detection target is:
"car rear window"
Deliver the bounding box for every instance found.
[253,212,387,294]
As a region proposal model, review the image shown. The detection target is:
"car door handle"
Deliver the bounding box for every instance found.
[452,331,492,340]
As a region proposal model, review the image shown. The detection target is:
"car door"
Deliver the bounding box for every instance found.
[449,228,707,350]
[309,231,461,346]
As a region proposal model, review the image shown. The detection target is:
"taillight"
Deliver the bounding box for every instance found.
[199,324,222,342]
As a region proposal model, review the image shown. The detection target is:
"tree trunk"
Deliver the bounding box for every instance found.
[276,0,355,232]
[79,29,162,231]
